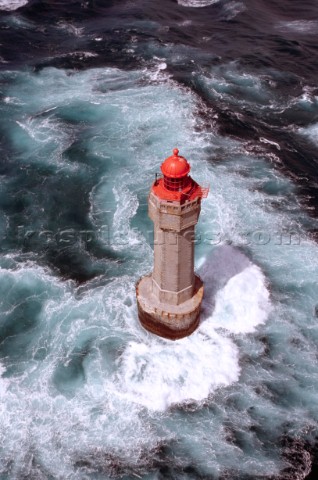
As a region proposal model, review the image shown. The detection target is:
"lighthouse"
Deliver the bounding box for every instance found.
[136,148,208,340]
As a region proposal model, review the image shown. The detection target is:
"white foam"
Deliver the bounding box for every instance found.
[145,61,169,83]
[59,51,98,59]
[205,265,271,334]
[260,137,281,150]
[223,1,246,20]
[299,123,318,146]
[14,114,76,169]
[57,22,84,37]
[117,328,240,411]
[112,186,142,251]
[0,364,9,400]
[277,20,318,34]
[198,64,270,110]
[0,0,28,10]
[177,0,220,7]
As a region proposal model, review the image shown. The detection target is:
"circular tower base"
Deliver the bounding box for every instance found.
[136,274,203,340]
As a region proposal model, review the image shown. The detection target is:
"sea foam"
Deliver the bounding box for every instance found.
[177,0,220,7]
[0,0,28,11]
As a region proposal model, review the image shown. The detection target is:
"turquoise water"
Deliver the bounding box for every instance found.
[0,63,317,479]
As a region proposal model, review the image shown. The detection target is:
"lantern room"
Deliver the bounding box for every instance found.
[160,148,190,191]
[152,148,208,202]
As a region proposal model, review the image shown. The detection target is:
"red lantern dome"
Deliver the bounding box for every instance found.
[152,148,207,202]
[160,148,190,179]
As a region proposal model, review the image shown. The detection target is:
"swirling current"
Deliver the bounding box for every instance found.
[0,0,318,479]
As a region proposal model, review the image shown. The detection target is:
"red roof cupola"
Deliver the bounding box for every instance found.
[151,148,209,202]
[160,148,190,179]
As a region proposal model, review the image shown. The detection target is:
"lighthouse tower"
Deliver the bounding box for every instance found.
[136,148,207,340]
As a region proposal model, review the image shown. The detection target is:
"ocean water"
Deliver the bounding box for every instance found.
[0,1,318,479]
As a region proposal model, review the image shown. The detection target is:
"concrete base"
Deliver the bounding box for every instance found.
[136,274,204,340]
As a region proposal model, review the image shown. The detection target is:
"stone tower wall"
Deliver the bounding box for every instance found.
[149,192,201,306]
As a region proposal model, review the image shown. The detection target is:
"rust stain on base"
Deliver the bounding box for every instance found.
[137,304,200,340]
